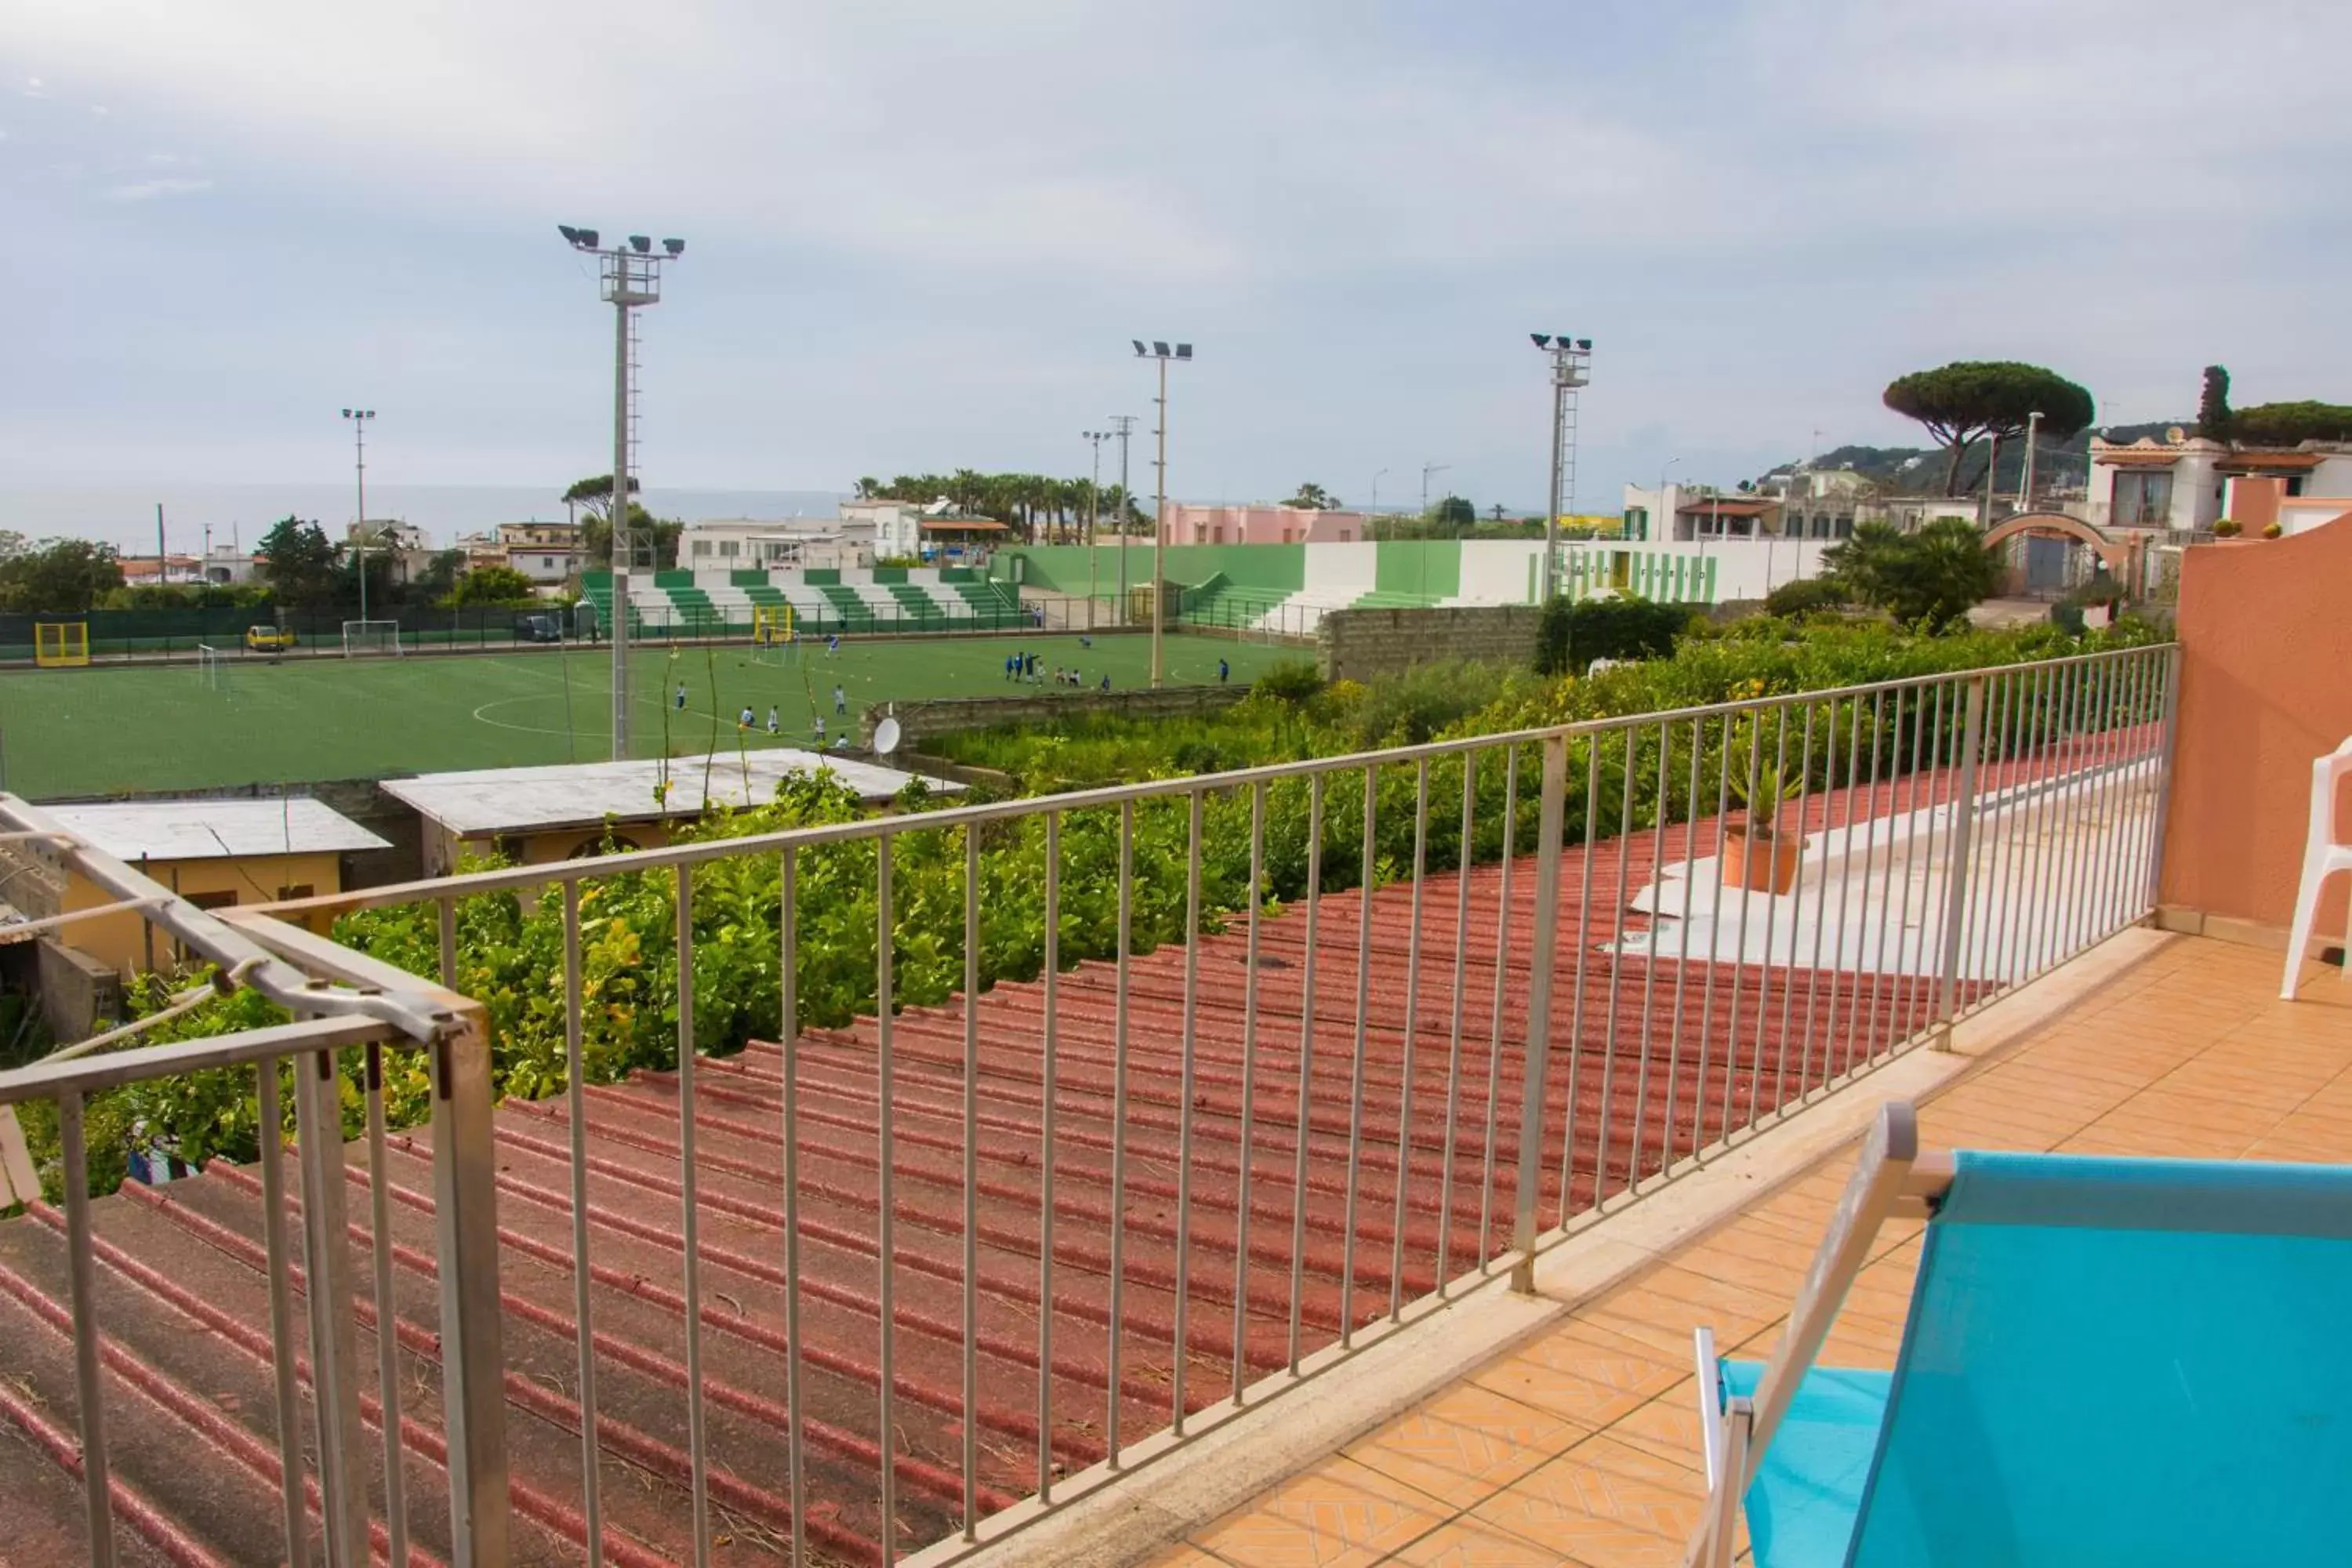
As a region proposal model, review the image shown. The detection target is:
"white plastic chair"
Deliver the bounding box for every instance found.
[2282,735,2352,999]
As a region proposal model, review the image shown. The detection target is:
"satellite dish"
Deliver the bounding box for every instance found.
[873,716,902,757]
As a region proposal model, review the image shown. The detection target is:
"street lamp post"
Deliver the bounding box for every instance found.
[340,408,376,625]
[1657,456,1682,542]
[1369,468,1388,539]
[1083,430,1112,631]
[560,225,684,760]
[1421,462,1450,531]
[2019,408,2044,509]
[1131,340,1192,687]
[1109,414,1137,625]
[1530,334,1593,598]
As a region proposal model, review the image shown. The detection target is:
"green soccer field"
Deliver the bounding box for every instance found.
[0,633,1291,800]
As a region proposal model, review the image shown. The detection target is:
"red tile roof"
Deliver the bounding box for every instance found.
[0,757,2066,1563]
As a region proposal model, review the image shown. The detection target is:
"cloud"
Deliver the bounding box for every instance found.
[101,176,212,201]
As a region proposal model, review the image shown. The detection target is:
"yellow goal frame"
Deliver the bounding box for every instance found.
[34,622,89,668]
[751,604,794,645]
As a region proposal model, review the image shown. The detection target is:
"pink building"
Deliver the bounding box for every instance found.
[1158,503,1369,545]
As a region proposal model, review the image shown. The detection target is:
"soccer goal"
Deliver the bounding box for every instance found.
[34,622,89,668]
[750,603,798,665]
[341,620,405,659]
[195,644,230,693]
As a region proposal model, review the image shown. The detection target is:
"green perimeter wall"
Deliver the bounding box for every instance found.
[993,544,1305,593]
[1372,542,1461,599]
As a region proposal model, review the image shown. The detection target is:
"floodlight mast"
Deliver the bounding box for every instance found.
[561,223,683,757]
[1131,339,1194,686]
[341,408,376,624]
[1530,333,1592,601]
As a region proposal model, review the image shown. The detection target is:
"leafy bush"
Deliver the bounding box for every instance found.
[2263,521,2284,539]
[2212,519,2241,538]
[1534,596,1689,676]
[2049,600,2086,635]
[1254,658,1327,704]
[1763,577,1849,618]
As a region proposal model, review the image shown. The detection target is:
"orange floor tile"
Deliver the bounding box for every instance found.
[1163,938,2352,1566]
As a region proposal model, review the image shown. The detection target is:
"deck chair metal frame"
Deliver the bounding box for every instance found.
[1682,1102,1951,1568]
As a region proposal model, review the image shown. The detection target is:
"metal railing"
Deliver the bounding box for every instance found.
[0,641,2179,1566]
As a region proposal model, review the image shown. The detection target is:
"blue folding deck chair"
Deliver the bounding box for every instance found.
[1683,1102,2352,1567]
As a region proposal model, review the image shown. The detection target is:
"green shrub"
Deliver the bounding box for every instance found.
[1534,596,1688,676]
[2212,518,2241,538]
[1254,658,1326,704]
[1763,577,1849,618]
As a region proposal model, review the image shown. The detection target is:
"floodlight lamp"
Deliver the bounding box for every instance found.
[662,238,685,256]
[557,224,580,245]
[629,234,652,254]
[341,408,351,418]
[576,228,599,249]
[1576,338,1592,351]
[1530,333,1551,349]
[1175,343,1192,359]
[1132,339,1147,356]
[1152,340,1171,358]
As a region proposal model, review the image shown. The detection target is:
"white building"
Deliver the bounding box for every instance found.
[680,517,867,571]
[837,499,1007,561]
[2086,434,2352,535]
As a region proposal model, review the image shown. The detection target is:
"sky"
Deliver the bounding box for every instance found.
[6,0,2350,543]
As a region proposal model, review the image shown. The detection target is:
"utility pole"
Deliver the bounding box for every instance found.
[2019,409,2043,509]
[1530,334,1592,600]
[340,408,375,623]
[1109,414,1138,625]
[1421,463,1450,529]
[1370,469,1388,540]
[154,503,165,586]
[561,225,684,759]
[1083,430,1112,631]
[1131,341,1192,686]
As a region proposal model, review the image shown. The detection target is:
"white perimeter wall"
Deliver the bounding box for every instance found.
[1298,543,1380,596]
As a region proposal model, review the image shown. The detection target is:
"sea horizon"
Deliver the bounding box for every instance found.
[0,484,851,554]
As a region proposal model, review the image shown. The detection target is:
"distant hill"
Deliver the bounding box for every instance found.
[1754,420,2186,497]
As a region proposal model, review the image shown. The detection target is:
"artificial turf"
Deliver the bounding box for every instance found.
[2,632,1290,800]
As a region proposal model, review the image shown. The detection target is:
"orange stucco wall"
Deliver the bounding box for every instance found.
[2161,522,2352,938]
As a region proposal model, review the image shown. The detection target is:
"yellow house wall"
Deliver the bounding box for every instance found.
[64,851,345,976]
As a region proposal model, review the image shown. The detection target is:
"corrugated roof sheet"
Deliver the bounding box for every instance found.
[379,751,960,837]
[40,798,390,862]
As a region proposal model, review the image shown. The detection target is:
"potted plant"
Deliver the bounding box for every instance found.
[2212,518,2242,538]
[1724,757,1803,895]
[2263,521,2284,539]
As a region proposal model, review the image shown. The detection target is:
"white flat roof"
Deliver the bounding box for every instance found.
[43,798,392,862]
[379,750,959,837]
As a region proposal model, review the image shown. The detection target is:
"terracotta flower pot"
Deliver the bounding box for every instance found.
[1723,826,1801,895]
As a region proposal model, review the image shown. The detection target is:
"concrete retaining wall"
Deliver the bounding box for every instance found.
[1317,605,1544,683]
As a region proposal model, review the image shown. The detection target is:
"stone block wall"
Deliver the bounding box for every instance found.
[861,683,1254,750]
[1317,605,1544,683]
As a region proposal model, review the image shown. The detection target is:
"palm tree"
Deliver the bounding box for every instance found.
[1284,482,1336,510]
[853,477,883,499]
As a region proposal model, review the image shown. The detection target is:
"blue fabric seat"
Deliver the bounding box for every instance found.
[1710,1150,2352,1567]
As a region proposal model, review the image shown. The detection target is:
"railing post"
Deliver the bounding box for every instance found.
[1510,733,1570,1292]
[1931,677,1987,1049]
[2143,644,2185,920]
[293,1038,371,1566]
[431,1004,512,1568]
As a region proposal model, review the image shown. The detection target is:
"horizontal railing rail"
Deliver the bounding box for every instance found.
[0,640,2180,1567]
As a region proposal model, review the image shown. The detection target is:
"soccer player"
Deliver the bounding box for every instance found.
[833,684,847,715]
[814,714,827,746]
[674,682,688,711]
[738,705,755,731]
[766,706,780,735]
[1219,657,1230,684]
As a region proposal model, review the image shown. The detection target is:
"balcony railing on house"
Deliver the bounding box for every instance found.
[0,641,2178,1567]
